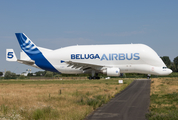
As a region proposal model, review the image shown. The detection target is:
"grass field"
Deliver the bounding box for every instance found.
[0,78,133,120]
[146,77,178,120]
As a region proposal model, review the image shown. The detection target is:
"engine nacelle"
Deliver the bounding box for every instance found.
[102,68,120,76]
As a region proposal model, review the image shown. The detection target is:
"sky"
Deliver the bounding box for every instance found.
[0,1,178,74]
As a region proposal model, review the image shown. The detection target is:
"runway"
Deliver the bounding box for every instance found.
[85,79,150,120]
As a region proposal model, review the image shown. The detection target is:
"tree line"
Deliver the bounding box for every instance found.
[0,70,90,79]
[160,56,178,72]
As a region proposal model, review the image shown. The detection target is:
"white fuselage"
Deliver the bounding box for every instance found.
[41,44,172,75]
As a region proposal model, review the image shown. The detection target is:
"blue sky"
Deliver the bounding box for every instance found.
[0,1,178,73]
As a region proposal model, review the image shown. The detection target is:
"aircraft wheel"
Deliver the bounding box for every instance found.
[89,76,92,80]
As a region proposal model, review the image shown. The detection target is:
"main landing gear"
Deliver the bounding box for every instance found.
[88,76,100,80]
[88,71,100,80]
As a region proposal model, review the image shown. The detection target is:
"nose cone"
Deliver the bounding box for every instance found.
[154,67,173,76]
[162,68,172,75]
[168,68,173,74]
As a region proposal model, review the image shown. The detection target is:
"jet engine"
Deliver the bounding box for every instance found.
[102,68,120,76]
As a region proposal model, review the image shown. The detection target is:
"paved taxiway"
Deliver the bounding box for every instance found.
[85,79,150,120]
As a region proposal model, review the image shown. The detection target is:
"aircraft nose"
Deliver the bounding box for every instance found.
[168,69,173,74]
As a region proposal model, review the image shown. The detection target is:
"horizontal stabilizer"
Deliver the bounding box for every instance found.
[17,59,40,69]
[17,59,35,65]
[6,49,17,61]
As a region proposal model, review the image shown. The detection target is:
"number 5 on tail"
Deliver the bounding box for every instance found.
[6,49,17,61]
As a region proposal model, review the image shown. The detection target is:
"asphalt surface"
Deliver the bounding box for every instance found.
[85,79,150,120]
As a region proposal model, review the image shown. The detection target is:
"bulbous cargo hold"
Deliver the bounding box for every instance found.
[55,44,172,76]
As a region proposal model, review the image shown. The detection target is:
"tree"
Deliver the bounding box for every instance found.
[160,56,171,68]
[19,75,25,79]
[170,62,176,72]
[0,72,3,76]
[4,71,17,79]
[45,71,53,77]
[27,73,33,76]
[35,71,45,76]
[173,56,178,72]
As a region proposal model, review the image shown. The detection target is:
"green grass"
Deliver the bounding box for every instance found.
[20,106,59,120]
[146,110,178,120]
[78,94,112,110]
[146,78,178,120]
[149,93,178,113]
[152,72,178,78]
[1,104,8,115]
[0,105,59,120]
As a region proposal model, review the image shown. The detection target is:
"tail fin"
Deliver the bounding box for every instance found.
[15,33,41,56]
[15,33,59,72]
[6,49,17,61]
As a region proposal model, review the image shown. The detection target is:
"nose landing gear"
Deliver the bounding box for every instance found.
[147,74,151,79]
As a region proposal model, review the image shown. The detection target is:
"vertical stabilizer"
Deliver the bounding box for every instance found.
[15,33,59,72]
[20,51,31,60]
[15,33,41,56]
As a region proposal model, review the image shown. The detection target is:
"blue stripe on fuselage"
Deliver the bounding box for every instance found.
[15,33,59,73]
[30,53,59,72]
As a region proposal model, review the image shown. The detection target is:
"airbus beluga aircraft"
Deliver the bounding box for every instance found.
[6,33,172,79]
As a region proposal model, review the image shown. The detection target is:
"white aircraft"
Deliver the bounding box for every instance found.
[6,33,172,79]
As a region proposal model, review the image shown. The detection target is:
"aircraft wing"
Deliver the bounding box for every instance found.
[64,61,104,70]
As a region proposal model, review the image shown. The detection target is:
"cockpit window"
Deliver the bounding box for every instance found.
[163,67,167,69]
